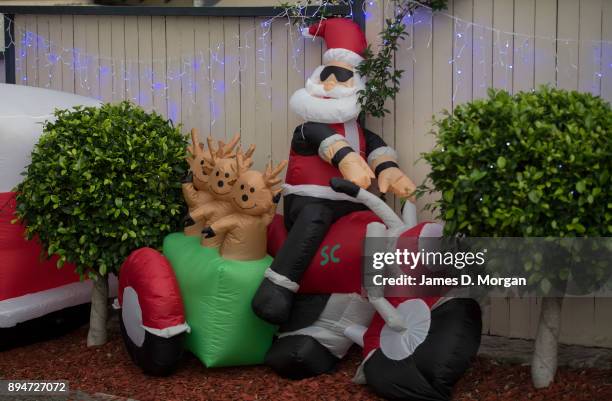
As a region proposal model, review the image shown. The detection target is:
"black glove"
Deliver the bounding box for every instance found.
[183,213,195,227]
[202,226,216,238]
[329,177,360,197]
[181,170,194,184]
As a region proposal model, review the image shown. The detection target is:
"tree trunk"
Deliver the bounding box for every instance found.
[531,297,563,388]
[87,274,109,347]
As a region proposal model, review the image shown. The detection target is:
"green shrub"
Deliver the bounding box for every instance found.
[422,86,611,237]
[16,101,187,279]
[422,86,611,389]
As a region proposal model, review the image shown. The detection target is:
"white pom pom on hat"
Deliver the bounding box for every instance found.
[302,18,367,67]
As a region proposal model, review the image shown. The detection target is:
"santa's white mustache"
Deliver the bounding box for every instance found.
[289,88,361,123]
[304,78,359,99]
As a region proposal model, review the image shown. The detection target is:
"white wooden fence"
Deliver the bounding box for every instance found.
[8,0,612,347]
[364,0,612,348]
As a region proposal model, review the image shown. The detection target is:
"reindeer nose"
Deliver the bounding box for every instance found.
[242,195,248,202]
[217,181,224,187]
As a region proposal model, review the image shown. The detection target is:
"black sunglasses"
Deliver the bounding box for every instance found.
[320,65,354,83]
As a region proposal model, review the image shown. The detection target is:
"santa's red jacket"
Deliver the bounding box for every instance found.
[283,119,395,200]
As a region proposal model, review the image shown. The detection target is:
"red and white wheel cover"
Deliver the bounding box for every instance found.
[379,299,431,361]
[122,286,145,347]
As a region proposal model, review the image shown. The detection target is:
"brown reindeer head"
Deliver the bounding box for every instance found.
[186,128,211,191]
[207,137,256,200]
[231,158,287,216]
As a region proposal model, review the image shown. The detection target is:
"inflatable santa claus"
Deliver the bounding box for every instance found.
[251,18,420,378]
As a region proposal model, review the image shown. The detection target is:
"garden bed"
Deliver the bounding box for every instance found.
[0,318,610,401]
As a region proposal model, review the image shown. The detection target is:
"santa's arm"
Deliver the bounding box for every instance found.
[364,129,398,174]
[365,129,416,200]
[293,122,341,150]
[294,122,374,188]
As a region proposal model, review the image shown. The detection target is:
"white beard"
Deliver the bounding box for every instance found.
[289,65,364,124]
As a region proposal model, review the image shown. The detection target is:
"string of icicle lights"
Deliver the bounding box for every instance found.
[4,0,611,123]
[4,0,353,124]
[367,0,611,100]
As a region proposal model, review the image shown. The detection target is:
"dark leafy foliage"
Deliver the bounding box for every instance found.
[422,87,611,237]
[356,0,448,117]
[15,102,187,279]
[421,87,612,294]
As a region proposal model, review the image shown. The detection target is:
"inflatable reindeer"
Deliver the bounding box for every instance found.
[182,129,241,236]
[188,137,255,247]
[202,155,287,261]
[190,137,255,248]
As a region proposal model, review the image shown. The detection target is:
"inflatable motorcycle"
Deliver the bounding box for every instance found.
[117,168,481,400]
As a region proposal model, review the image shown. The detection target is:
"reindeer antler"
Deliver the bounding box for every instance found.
[220,133,241,158]
[263,160,288,188]
[241,144,256,170]
[213,133,240,158]
[187,128,201,159]
[207,135,217,165]
[234,149,245,175]
[233,145,255,175]
[244,144,256,159]
[191,128,200,152]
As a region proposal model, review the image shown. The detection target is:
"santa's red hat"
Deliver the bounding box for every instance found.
[302,18,367,67]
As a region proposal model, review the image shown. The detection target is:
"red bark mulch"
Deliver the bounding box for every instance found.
[1,322,611,401]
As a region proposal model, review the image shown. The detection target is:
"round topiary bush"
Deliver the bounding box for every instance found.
[423,86,611,237]
[15,101,187,346]
[421,86,611,389]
